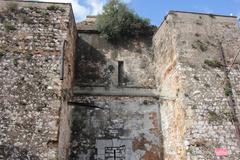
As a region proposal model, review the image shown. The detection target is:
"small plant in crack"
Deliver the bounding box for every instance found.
[204,59,222,68]
[192,40,208,52]
[3,21,16,32]
[13,59,18,67]
[224,82,232,96]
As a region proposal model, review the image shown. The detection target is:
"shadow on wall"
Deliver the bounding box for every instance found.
[0,145,40,160]
[75,36,107,85]
[75,35,154,88]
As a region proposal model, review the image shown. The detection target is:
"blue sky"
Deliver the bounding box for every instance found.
[37,0,240,25]
[129,0,240,25]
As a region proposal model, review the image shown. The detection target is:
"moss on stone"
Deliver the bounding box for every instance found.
[209,14,216,19]
[19,13,32,24]
[3,21,16,32]
[0,52,5,59]
[26,53,33,61]
[13,59,18,67]
[204,59,222,68]
[192,40,208,52]
[47,5,65,12]
[6,2,18,12]
[224,82,232,96]
[220,108,233,121]
[208,110,222,124]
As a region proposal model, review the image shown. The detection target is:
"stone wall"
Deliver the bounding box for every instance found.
[0,1,76,159]
[1,1,240,159]
[58,3,77,160]
[154,11,240,160]
[69,96,161,160]
[70,18,161,160]
[76,20,155,88]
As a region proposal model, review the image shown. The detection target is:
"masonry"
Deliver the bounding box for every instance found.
[0,1,240,160]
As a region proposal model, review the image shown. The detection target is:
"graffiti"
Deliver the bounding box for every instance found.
[105,145,126,160]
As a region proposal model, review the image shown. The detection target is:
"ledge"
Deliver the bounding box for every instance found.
[73,86,158,97]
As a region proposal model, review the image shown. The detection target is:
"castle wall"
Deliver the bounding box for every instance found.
[154,11,240,160]
[76,32,155,88]
[69,96,161,160]
[58,4,77,160]
[0,1,76,159]
[70,17,162,160]
[1,1,240,159]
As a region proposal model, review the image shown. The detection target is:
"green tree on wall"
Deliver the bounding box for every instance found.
[96,0,156,42]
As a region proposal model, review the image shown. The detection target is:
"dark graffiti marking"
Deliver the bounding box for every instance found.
[105,145,126,160]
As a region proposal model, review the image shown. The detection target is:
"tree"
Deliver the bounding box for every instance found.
[96,0,155,42]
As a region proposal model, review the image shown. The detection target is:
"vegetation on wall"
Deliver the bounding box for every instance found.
[204,59,222,68]
[3,21,16,32]
[96,0,156,42]
[7,2,18,12]
[47,5,65,12]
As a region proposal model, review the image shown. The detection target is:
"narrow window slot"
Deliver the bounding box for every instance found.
[118,61,124,86]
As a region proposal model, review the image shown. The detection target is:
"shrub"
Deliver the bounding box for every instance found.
[96,0,155,41]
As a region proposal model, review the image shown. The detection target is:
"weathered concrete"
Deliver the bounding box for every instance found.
[69,96,161,160]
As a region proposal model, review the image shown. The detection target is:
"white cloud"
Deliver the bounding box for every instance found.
[30,0,132,22]
[85,0,132,15]
[123,0,132,3]
[86,0,106,15]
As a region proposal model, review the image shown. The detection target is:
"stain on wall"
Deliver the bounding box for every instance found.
[69,97,161,160]
[76,31,156,88]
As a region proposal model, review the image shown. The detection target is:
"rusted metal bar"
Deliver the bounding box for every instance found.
[60,40,66,80]
[67,102,104,109]
[219,42,240,145]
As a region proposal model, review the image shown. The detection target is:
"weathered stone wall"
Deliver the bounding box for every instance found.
[154,11,240,160]
[0,1,76,159]
[1,1,240,159]
[69,96,161,160]
[71,18,160,160]
[76,24,155,88]
[58,3,77,160]
[153,14,186,160]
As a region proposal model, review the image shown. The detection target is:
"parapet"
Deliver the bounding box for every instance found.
[76,15,98,33]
